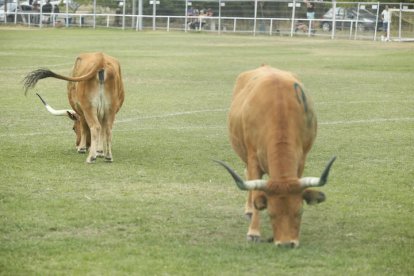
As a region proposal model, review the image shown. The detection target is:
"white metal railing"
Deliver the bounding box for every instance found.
[0,7,411,41]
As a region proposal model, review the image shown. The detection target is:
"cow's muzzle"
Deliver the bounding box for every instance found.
[275,240,299,249]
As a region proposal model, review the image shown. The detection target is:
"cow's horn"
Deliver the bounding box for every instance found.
[300,156,337,188]
[36,93,76,116]
[214,160,267,191]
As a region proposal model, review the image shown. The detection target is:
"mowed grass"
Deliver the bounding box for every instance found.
[0,27,413,275]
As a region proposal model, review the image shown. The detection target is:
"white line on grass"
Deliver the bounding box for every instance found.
[1,115,413,138]
[317,100,413,105]
[0,62,74,73]
[320,117,414,125]
[116,108,227,123]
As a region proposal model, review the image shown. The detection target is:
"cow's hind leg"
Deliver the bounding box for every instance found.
[102,116,114,162]
[96,126,105,158]
[87,123,101,163]
[104,128,113,162]
[83,113,101,163]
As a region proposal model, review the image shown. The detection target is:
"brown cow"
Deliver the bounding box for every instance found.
[215,65,336,248]
[23,52,125,163]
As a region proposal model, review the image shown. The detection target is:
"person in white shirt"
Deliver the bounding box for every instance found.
[381,5,390,41]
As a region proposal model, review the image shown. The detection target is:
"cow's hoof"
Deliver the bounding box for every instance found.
[78,148,87,154]
[86,157,96,164]
[247,235,261,243]
[97,150,104,157]
[104,157,113,163]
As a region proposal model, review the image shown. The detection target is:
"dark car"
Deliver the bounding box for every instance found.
[321,7,382,32]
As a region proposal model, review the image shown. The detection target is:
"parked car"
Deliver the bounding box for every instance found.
[0,3,33,23]
[320,7,382,32]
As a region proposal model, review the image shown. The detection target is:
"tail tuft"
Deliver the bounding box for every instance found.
[23,68,57,95]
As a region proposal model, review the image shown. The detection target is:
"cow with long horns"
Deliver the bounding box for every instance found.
[23,52,125,163]
[215,65,336,248]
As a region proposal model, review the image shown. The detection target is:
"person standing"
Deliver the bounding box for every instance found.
[381,5,390,41]
[32,1,40,24]
[42,0,53,13]
[304,0,315,31]
[304,0,315,20]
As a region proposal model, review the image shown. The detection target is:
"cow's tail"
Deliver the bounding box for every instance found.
[98,69,105,85]
[97,69,106,120]
[23,69,57,94]
[23,66,101,95]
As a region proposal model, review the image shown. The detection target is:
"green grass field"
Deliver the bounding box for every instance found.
[0,27,413,275]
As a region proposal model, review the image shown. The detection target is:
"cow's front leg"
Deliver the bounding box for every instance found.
[247,190,265,242]
[244,190,254,220]
[245,157,264,242]
[77,117,89,154]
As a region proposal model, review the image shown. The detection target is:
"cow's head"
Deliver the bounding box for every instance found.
[36,93,84,148]
[215,156,336,248]
[65,110,82,147]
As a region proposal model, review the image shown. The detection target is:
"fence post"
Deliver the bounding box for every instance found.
[269,18,273,36]
[93,0,96,29]
[136,15,139,31]
[350,21,353,39]
[374,2,380,41]
[253,0,258,36]
[398,3,403,40]
[122,0,126,30]
[290,0,296,37]
[218,0,222,35]
[40,6,43,28]
[185,0,188,32]
[331,0,336,39]
[138,0,143,30]
[65,1,69,28]
[152,0,157,30]
[354,3,361,40]
[307,19,311,37]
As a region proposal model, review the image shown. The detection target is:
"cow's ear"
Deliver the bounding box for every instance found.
[254,193,267,210]
[302,189,326,205]
[67,111,78,121]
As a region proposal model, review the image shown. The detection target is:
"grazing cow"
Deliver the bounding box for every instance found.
[23,52,125,163]
[215,65,336,248]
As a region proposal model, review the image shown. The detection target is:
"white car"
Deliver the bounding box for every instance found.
[0,2,32,23]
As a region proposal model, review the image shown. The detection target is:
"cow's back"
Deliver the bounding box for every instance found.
[67,52,124,114]
[228,66,317,177]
